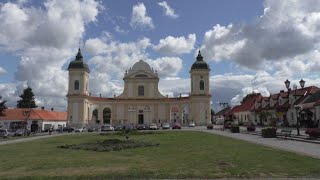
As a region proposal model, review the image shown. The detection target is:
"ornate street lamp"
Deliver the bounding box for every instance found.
[294,105,303,136]
[284,79,290,90]
[299,79,305,89]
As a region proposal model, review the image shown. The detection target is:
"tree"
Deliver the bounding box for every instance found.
[0,96,7,116]
[17,87,37,108]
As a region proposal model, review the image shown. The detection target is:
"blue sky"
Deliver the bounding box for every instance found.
[1,0,320,111]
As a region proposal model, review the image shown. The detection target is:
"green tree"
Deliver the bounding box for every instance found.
[0,96,7,116]
[17,87,37,108]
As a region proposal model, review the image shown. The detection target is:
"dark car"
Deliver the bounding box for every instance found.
[207,124,213,130]
[14,128,31,136]
[114,125,124,131]
[137,124,146,130]
[87,127,97,132]
[172,123,181,129]
[63,127,75,132]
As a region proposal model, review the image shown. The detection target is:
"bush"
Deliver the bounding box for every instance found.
[207,124,213,130]
[230,125,240,133]
[305,128,320,138]
[247,125,256,132]
[57,138,160,152]
[261,127,277,138]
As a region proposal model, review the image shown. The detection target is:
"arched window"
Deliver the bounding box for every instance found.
[74,80,80,90]
[92,109,99,124]
[138,85,144,96]
[200,80,204,90]
[103,108,111,124]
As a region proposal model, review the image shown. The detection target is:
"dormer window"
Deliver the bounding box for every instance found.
[74,80,79,90]
[138,85,144,96]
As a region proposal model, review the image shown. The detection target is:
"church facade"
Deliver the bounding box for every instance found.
[66,49,211,127]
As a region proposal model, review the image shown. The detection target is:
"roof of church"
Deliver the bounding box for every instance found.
[132,60,153,72]
[67,48,90,73]
[191,50,210,70]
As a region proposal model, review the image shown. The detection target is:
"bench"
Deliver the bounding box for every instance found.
[280,129,292,138]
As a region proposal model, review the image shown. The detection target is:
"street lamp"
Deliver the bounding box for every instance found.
[294,105,303,136]
[284,79,290,90]
[299,79,305,89]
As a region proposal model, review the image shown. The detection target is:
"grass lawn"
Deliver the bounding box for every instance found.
[0,131,320,179]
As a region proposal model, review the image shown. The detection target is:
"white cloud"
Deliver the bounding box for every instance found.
[201,0,320,70]
[0,66,6,75]
[114,25,128,34]
[154,34,196,55]
[130,2,154,29]
[0,0,100,110]
[158,1,178,19]
[147,57,182,77]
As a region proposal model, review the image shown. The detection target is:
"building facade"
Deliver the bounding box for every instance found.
[0,108,67,131]
[67,49,211,128]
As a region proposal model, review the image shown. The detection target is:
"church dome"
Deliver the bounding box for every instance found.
[191,50,210,70]
[131,60,152,72]
[67,48,90,73]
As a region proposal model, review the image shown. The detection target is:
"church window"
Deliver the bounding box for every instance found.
[200,80,204,90]
[74,80,79,90]
[138,85,144,96]
[103,108,111,124]
[92,109,99,124]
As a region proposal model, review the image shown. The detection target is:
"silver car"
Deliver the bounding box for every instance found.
[101,125,114,131]
[149,123,158,130]
[0,129,9,138]
[162,123,170,129]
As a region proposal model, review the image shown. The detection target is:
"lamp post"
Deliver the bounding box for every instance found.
[22,109,31,136]
[285,79,305,136]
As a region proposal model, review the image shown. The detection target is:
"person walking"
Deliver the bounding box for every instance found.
[49,126,52,135]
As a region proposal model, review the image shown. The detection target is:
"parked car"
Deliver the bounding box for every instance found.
[189,122,196,127]
[63,127,75,132]
[172,123,181,129]
[124,124,136,130]
[75,127,86,132]
[149,123,158,130]
[114,125,124,131]
[162,123,170,129]
[101,125,114,131]
[14,128,31,136]
[137,124,146,130]
[87,127,98,132]
[0,129,9,138]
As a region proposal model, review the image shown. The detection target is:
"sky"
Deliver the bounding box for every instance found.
[1,0,320,112]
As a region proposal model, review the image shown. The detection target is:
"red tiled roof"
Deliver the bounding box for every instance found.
[270,94,279,100]
[227,94,262,115]
[0,108,67,121]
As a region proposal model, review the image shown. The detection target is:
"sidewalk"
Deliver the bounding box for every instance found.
[201,127,320,159]
[0,132,74,146]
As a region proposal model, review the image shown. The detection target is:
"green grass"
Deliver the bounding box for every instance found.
[0,131,320,179]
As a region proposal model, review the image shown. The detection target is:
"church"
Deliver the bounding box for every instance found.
[66,49,211,127]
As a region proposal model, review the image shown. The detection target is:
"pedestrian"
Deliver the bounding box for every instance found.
[49,126,52,135]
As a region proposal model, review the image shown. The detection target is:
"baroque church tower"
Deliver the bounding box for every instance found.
[189,50,211,125]
[67,48,90,127]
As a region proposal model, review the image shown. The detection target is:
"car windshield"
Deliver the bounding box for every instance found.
[16,129,24,132]
[150,123,156,126]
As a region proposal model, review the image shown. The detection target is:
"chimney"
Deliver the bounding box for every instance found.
[41,107,45,110]
[51,108,54,111]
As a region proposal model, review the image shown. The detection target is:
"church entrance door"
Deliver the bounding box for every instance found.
[138,114,144,124]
